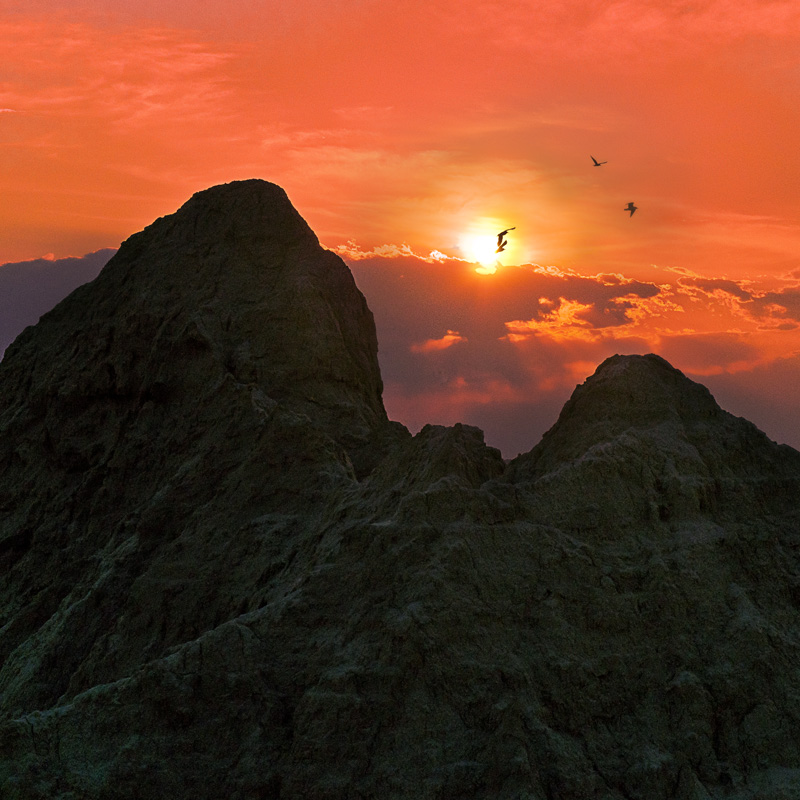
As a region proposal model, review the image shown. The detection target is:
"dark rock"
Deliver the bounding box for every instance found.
[0,179,401,716]
[508,353,800,529]
[1,182,800,800]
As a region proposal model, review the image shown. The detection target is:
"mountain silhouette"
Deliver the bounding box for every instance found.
[1,180,799,800]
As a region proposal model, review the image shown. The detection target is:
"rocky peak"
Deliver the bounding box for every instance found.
[130,177,319,255]
[509,353,800,529]
[0,181,400,711]
[513,354,738,475]
[1,180,390,471]
[570,352,720,422]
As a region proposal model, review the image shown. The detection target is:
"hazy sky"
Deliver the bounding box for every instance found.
[2,0,800,455]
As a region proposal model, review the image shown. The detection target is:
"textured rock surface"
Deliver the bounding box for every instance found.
[2,181,800,799]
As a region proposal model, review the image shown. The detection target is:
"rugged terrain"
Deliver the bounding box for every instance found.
[1,180,800,799]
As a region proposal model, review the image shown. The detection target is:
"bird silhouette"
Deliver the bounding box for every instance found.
[496,227,515,253]
[591,156,607,166]
[624,202,637,217]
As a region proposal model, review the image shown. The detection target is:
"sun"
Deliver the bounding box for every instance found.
[460,233,500,269]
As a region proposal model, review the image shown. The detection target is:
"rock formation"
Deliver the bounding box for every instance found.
[1,180,800,799]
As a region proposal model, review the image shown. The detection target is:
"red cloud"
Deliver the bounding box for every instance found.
[347,252,800,456]
[410,330,466,353]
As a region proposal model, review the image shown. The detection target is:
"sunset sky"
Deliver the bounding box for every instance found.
[2,0,800,456]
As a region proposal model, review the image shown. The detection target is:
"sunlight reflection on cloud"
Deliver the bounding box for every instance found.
[346,251,800,455]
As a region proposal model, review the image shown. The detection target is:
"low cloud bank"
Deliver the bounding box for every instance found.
[347,252,800,457]
[0,250,114,356]
[2,246,798,458]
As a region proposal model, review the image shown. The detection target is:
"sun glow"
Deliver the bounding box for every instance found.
[461,233,500,268]
[459,217,522,274]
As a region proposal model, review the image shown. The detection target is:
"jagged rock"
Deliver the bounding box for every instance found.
[509,354,800,530]
[1,182,800,800]
[0,179,401,716]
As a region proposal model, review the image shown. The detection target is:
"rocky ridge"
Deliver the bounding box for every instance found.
[1,180,800,799]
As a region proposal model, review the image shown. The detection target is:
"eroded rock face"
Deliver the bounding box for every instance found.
[0,180,400,716]
[1,183,800,800]
[509,353,800,530]
[1,179,388,463]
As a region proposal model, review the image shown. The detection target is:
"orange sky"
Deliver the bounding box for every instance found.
[2,0,800,454]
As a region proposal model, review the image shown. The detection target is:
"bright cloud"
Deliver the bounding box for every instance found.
[410,330,467,353]
[347,252,800,456]
[332,241,454,263]
[0,21,236,126]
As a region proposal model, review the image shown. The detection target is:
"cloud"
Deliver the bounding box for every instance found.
[499,269,662,342]
[746,286,800,326]
[0,20,239,131]
[669,271,800,331]
[678,276,753,302]
[332,241,452,262]
[410,330,466,353]
[0,250,114,356]
[346,251,800,456]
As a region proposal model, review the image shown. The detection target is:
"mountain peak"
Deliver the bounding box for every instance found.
[128,179,319,255]
[1,179,390,465]
[510,353,724,476]
[508,352,800,531]
[572,352,721,426]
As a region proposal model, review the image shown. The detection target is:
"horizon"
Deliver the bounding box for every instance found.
[2,234,799,459]
[2,1,799,456]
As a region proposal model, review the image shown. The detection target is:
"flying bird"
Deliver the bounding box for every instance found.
[496,227,516,253]
[591,156,607,166]
[624,202,637,217]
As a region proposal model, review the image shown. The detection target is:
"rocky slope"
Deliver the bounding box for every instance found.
[2,180,800,799]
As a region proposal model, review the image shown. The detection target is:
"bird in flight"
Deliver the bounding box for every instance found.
[496,227,515,253]
[624,202,637,217]
[591,156,607,166]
